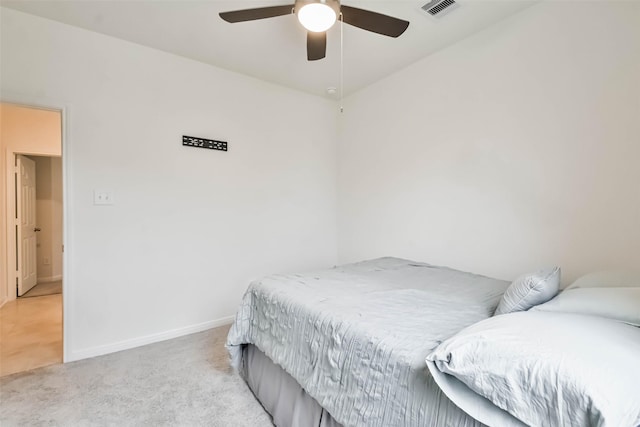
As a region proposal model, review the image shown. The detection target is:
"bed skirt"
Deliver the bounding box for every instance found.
[241,344,343,427]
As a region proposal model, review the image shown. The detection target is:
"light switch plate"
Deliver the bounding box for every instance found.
[94,190,114,205]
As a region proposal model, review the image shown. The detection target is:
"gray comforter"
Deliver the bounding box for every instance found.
[227,257,510,427]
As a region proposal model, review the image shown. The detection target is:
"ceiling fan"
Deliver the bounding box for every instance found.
[219,0,410,61]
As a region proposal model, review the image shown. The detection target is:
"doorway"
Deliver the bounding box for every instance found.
[0,103,64,376]
[16,155,63,299]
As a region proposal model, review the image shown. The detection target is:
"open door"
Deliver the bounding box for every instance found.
[16,154,38,296]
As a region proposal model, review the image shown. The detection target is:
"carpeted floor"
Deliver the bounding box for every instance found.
[20,281,62,298]
[0,324,273,426]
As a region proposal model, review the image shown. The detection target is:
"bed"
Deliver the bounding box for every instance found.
[226,257,640,427]
[226,257,513,426]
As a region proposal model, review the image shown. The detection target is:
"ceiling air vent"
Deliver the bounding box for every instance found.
[422,0,459,17]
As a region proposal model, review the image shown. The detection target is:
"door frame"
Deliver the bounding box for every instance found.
[2,96,71,363]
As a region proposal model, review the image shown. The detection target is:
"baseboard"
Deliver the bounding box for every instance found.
[37,275,63,284]
[66,315,235,362]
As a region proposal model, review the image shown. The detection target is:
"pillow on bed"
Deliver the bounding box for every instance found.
[494,267,560,315]
[426,312,640,427]
[566,270,640,290]
[531,286,640,326]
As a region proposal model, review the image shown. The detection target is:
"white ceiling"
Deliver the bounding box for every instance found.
[1,0,536,97]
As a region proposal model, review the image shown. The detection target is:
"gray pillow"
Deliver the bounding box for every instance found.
[427,311,640,427]
[494,267,560,315]
[532,287,640,326]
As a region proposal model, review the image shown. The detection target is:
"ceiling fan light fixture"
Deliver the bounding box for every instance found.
[298,3,337,32]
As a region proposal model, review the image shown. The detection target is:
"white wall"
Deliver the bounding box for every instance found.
[1,8,338,360]
[3,1,637,360]
[338,1,640,284]
[0,103,62,305]
[32,155,63,283]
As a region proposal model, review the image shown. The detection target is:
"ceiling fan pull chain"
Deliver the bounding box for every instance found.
[340,11,344,113]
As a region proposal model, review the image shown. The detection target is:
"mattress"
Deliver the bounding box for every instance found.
[227,257,510,427]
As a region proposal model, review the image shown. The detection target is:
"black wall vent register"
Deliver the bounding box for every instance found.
[182,135,228,152]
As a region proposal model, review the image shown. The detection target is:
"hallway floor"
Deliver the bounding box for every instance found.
[0,294,62,376]
[20,281,62,298]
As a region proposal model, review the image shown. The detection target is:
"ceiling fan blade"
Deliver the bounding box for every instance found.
[219,5,294,23]
[307,31,327,61]
[340,5,409,38]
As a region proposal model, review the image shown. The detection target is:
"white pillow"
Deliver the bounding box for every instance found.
[494,267,560,315]
[567,270,640,290]
[532,287,640,326]
[427,311,640,427]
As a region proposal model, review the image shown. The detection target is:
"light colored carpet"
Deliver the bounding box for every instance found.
[20,281,62,298]
[0,324,274,426]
